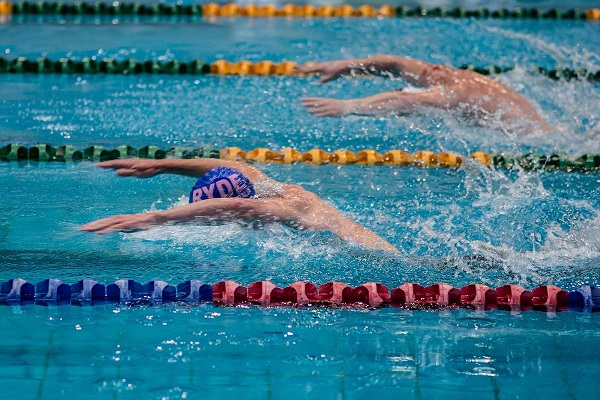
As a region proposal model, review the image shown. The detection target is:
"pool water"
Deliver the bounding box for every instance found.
[1,7,600,399]
[2,306,600,399]
[2,17,599,154]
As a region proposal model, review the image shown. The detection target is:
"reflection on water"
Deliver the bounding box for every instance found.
[0,305,598,399]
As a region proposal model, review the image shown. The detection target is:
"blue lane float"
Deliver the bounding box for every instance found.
[36,278,71,305]
[176,280,213,302]
[568,285,600,312]
[71,279,106,305]
[105,279,177,303]
[1,278,599,313]
[0,278,35,305]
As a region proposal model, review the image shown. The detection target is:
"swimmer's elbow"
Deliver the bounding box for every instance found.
[371,54,402,63]
[370,54,393,62]
[227,199,285,223]
[383,243,400,254]
[369,54,407,71]
[226,198,256,219]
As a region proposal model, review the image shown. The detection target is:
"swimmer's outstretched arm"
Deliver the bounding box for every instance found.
[96,158,267,181]
[298,54,444,86]
[302,87,449,117]
[80,198,399,253]
[80,198,294,234]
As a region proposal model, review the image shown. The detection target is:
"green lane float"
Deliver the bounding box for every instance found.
[0,57,211,75]
[0,57,598,83]
[1,143,599,172]
[0,144,28,161]
[4,1,204,16]
[0,144,221,162]
[2,2,600,20]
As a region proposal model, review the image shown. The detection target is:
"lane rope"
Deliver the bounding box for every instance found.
[1,2,599,20]
[1,278,598,312]
[1,144,599,172]
[1,57,598,82]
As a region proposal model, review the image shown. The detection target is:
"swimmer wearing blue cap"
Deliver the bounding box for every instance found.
[81,158,398,253]
[299,54,551,132]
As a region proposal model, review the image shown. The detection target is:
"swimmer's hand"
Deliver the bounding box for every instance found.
[297,61,356,84]
[301,97,356,117]
[80,212,161,234]
[96,159,166,178]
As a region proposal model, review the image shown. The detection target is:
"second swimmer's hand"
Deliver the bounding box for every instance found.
[80,212,162,235]
[296,61,352,84]
[97,158,166,178]
[301,97,356,117]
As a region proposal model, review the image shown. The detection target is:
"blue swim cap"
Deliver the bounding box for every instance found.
[189,167,255,203]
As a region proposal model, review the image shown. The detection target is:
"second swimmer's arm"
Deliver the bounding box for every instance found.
[302,87,449,118]
[347,89,447,116]
[300,54,440,86]
[96,158,267,181]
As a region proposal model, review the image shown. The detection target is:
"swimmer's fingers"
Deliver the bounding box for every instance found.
[114,168,138,177]
[296,63,324,75]
[302,98,351,117]
[97,159,163,177]
[80,213,156,234]
[304,101,348,118]
[302,97,343,108]
[306,108,339,118]
[80,215,127,234]
[301,97,325,106]
[97,159,137,170]
[318,74,340,84]
[115,166,162,178]
[296,63,339,84]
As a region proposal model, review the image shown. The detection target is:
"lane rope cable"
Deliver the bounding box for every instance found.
[1,144,599,172]
[1,57,599,82]
[0,2,599,20]
[1,278,598,312]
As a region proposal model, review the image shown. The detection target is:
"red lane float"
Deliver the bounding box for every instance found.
[390,283,426,307]
[231,281,393,307]
[311,282,349,305]
[424,284,461,308]
[247,281,297,306]
[532,285,570,312]
[208,282,574,311]
[496,284,533,311]
[212,280,247,305]
[353,282,391,307]
[460,284,497,310]
[288,281,317,306]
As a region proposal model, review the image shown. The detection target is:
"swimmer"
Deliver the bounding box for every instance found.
[80,158,399,253]
[299,54,551,131]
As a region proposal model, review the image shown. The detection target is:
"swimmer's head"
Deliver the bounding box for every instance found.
[189,167,255,203]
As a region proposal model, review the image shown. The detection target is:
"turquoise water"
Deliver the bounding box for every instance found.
[1,12,600,400]
[2,18,599,154]
[1,306,600,399]
[1,162,599,287]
